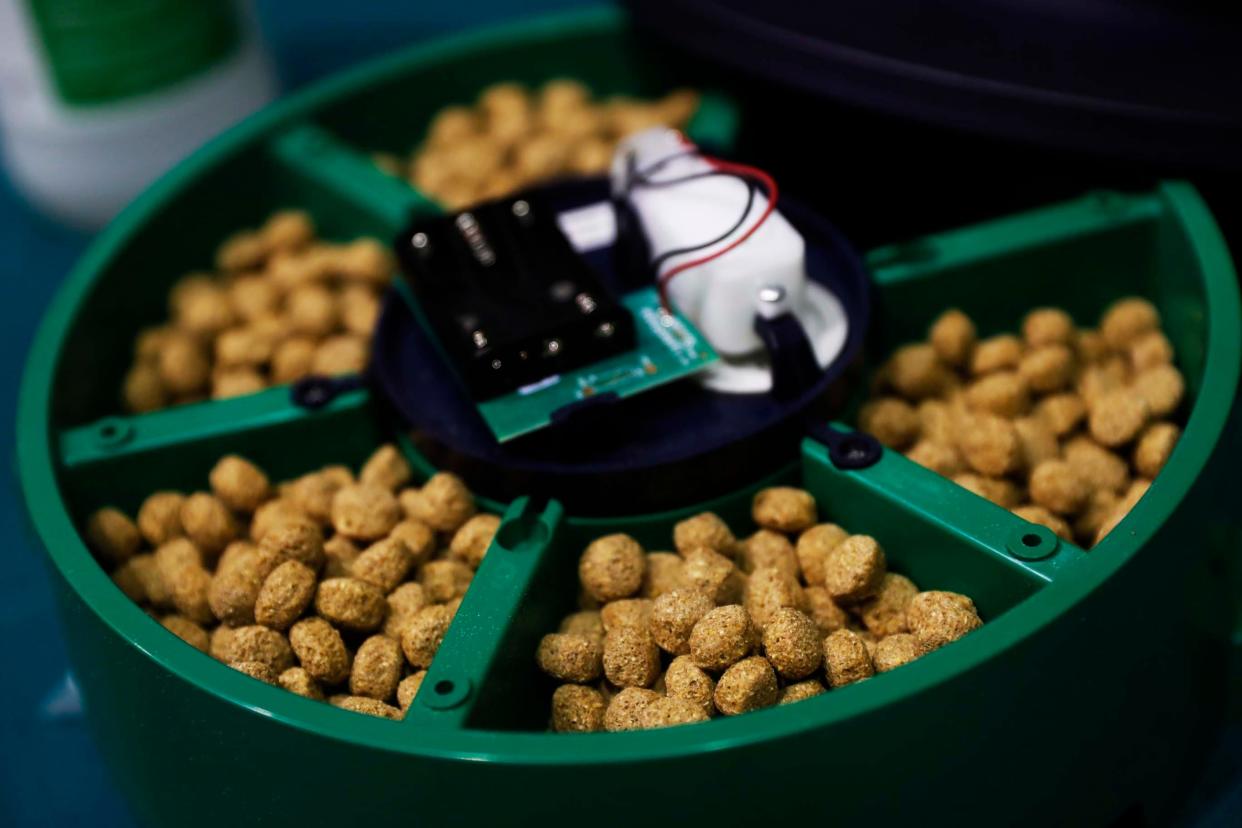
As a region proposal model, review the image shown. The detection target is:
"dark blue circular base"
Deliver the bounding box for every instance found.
[372,179,871,514]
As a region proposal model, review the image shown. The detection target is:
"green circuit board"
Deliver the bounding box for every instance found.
[478,287,718,442]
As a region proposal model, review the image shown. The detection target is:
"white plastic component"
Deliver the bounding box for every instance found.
[611,128,848,393]
[0,0,276,229]
[556,201,617,252]
[698,282,848,393]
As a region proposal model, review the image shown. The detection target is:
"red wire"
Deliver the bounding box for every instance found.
[654,154,779,311]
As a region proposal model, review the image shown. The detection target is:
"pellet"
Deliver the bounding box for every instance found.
[602,627,661,688]
[743,566,807,630]
[929,309,977,367]
[664,655,716,717]
[400,472,476,533]
[349,635,404,701]
[856,573,917,637]
[254,560,317,631]
[795,523,847,586]
[603,687,661,732]
[400,605,454,669]
[873,634,924,672]
[761,608,822,680]
[822,535,887,603]
[779,680,826,705]
[649,589,714,655]
[448,514,501,570]
[551,684,607,732]
[579,534,646,603]
[681,547,743,605]
[639,696,709,729]
[713,656,779,715]
[208,455,270,513]
[906,591,983,652]
[351,537,414,593]
[314,577,385,632]
[85,507,141,565]
[752,487,817,533]
[673,512,737,558]
[822,629,875,687]
[689,605,758,672]
[536,633,604,683]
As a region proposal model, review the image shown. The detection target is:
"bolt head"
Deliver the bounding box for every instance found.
[758,285,786,304]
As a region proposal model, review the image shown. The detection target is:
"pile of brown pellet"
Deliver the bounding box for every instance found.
[85,445,498,719]
[535,486,984,732]
[373,80,700,210]
[121,210,394,413]
[860,297,1184,548]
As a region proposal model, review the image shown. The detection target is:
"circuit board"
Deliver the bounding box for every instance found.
[478,287,718,442]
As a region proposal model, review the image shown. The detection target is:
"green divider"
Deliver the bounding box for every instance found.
[60,386,367,468]
[405,497,564,729]
[802,425,1071,621]
[267,123,439,230]
[57,388,378,514]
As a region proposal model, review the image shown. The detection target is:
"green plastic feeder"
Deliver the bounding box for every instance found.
[16,8,1242,826]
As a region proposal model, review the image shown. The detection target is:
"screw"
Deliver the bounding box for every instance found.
[411,232,429,250]
[472,330,488,349]
[842,439,869,464]
[758,285,786,304]
[827,432,882,470]
[596,321,615,338]
[512,200,530,218]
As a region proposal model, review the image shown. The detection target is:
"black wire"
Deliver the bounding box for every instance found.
[619,146,768,274]
[648,178,757,272]
[627,147,701,186]
[634,168,745,189]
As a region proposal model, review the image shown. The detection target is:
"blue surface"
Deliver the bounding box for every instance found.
[1,2,1238,825]
[0,188,102,827]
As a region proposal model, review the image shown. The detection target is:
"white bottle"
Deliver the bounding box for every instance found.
[0,0,277,229]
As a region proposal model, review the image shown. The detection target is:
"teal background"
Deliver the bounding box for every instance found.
[1,2,1239,825]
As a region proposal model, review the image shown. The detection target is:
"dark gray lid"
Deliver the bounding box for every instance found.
[627,0,1242,169]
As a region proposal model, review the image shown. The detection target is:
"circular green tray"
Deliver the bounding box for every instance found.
[16,8,1242,825]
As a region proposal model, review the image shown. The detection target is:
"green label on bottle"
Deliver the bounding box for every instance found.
[25,0,241,106]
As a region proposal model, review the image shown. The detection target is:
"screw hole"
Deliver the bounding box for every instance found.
[495,511,550,551]
[420,675,472,710]
[841,437,869,462]
[1006,526,1059,561]
[93,417,132,448]
[827,431,881,470]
